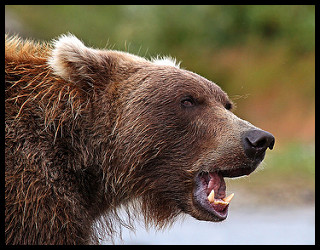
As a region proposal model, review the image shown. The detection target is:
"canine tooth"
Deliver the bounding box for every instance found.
[208,190,215,203]
[223,193,234,203]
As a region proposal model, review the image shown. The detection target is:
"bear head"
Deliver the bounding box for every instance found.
[48,34,275,224]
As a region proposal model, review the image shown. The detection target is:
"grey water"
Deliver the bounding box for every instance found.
[99,204,315,245]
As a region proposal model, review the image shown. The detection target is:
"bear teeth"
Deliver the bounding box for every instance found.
[207,189,215,203]
[223,193,234,203]
[207,190,234,205]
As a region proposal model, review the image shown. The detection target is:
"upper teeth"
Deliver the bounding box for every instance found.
[207,190,234,205]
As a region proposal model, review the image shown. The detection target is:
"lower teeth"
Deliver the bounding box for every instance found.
[207,190,234,205]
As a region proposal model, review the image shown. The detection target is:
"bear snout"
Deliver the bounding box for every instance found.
[241,129,275,161]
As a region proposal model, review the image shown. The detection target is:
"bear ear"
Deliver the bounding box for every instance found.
[48,34,113,89]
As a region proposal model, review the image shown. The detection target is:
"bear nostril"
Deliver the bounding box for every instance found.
[242,129,275,160]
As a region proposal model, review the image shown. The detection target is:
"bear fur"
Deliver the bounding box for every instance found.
[5,34,274,244]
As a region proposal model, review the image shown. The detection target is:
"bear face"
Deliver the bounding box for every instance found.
[5,34,275,244]
[115,65,275,222]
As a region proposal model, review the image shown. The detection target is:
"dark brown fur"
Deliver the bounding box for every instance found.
[5,35,272,244]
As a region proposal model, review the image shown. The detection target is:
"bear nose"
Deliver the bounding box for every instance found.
[242,129,275,160]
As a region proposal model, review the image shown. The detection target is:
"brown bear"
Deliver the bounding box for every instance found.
[5,34,275,245]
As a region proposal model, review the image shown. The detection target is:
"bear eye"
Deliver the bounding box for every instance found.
[225,102,232,110]
[181,96,195,108]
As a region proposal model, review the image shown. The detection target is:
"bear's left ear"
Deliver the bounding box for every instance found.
[48,34,114,89]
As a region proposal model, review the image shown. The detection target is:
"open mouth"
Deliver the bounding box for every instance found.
[193,166,256,221]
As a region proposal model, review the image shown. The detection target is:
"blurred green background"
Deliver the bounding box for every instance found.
[5,5,315,205]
